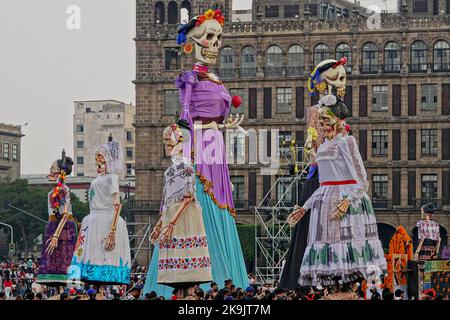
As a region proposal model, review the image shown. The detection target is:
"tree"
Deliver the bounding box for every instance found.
[0,179,89,257]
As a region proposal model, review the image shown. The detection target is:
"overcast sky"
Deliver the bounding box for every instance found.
[0,0,396,174]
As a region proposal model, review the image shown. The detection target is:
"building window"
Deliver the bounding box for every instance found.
[266,45,283,76]
[126,131,133,142]
[411,41,428,72]
[279,131,292,155]
[126,147,133,159]
[76,141,84,149]
[372,174,388,202]
[372,130,388,156]
[362,42,379,74]
[180,1,191,24]
[314,44,330,67]
[231,176,245,208]
[230,133,245,162]
[421,129,438,155]
[372,85,388,111]
[413,0,428,13]
[165,47,180,71]
[12,144,18,161]
[76,124,84,133]
[229,88,247,114]
[421,84,437,110]
[384,42,401,73]
[284,5,299,18]
[219,47,235,79]
[276,177,294,205]
[277,88,292,113]
[3,142,10,159]
[164,90,179,116]
[433,40,450,72]
[167,1,179,24]
[287,44,304,76]
[240,46,257,78]
[421,174,437,203]
[336,43,352,73]
[126,164,133,176]
[77,172,84,177]
[77,157,84,165]
[155,1,165,24]
[309,4,318,16]
[265,5,279,18]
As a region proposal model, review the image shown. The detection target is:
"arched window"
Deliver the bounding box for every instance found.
[410,40,428,72]
[241,46,257,77]
[335,43,352,73]
[433,40,450,72]
[155,1,165,24]
[266,45,283,76]
[168,1,179,25]
[384,42,401,73]
[362,42,379,74]
[219,47,235,79]
[287,45,304,76]
[180,1,191,24]
[313,44,330,66]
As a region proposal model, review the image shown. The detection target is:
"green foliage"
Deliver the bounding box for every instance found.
[0,179,89,256]
[236,224,260,263]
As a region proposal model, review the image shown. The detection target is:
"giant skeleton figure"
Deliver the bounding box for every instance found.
[281,58,350,289]
[143,7,249,298]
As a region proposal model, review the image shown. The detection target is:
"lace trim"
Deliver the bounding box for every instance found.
[196,171,237,218]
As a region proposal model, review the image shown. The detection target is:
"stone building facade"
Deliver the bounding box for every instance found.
[134,0,450,263]
[0,123,24,181]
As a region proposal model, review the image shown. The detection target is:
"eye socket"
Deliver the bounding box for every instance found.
[339,76,345,82]
[206,33,215,40]
[217,34,222,41]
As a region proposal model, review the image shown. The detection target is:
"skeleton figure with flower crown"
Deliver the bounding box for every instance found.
[143,6,248,298]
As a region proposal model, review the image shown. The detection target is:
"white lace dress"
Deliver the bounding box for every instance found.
[299,134,387,286]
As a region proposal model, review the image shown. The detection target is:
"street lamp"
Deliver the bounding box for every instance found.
[0,221,14,256]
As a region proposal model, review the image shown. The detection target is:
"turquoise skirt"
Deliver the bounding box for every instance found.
[143,176,249,298]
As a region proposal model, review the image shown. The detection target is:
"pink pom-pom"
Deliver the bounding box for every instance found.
[232,95,242,109]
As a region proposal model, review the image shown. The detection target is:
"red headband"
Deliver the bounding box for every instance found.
[332,57,347,69]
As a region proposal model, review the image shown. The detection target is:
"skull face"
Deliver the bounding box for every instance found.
[47,161,60,181]
[321,64,347,97]
[95,153,107,175]
[188,19,223,65]
[318,107,339,140]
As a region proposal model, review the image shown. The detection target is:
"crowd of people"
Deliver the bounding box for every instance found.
[1,259,447,301]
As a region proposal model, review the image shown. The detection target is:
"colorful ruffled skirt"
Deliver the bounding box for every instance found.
[143,176,249,298]
[37,215,78,286]
[68,210,131,285]
[299,186,387,286]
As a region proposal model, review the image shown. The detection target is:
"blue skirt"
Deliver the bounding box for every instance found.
[143,176,249,298]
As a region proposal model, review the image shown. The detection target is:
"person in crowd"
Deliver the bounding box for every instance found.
[394,289,404,300]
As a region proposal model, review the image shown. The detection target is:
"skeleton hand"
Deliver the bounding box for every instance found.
[150,225,161,245]
[287,206,306,227]
[329,198,351,221]
[45,236,59,256]
[218,114,245,131]
[105,230,116,251]
[161,223,175,244]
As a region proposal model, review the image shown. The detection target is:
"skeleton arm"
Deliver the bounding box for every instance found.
[161,196,194,243]
[414,238,425,260]
[45,202,71,256]
[105,188,122,251]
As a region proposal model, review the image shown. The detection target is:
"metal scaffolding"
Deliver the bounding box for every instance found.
[254,141,310,284]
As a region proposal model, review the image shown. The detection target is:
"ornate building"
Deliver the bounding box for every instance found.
[134,0,450,263]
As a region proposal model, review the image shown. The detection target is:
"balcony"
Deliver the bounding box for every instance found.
[217,68,236,80]
[286,66,305,77]
[433,63,450,72]
[383,64,401,74]
[234,200,252,211]
[372,199,393,211]
[240,68,257,78]
[413,198,444,211]
[360,65,379,74]
[409,63,428,73]
[264,67,283,77]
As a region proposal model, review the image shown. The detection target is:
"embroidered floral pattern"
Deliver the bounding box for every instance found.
[159,235,208,250]
[158,256,212,271]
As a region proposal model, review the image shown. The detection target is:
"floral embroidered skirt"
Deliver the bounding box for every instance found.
[68,210,131,285]
[299,187,387,286]
[156,201,212,288]
[37,216,78,286]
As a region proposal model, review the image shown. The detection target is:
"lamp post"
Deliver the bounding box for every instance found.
[0,221,14,256]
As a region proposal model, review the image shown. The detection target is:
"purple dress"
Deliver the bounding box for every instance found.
[143,71,249,297]
[37,185,78,286]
